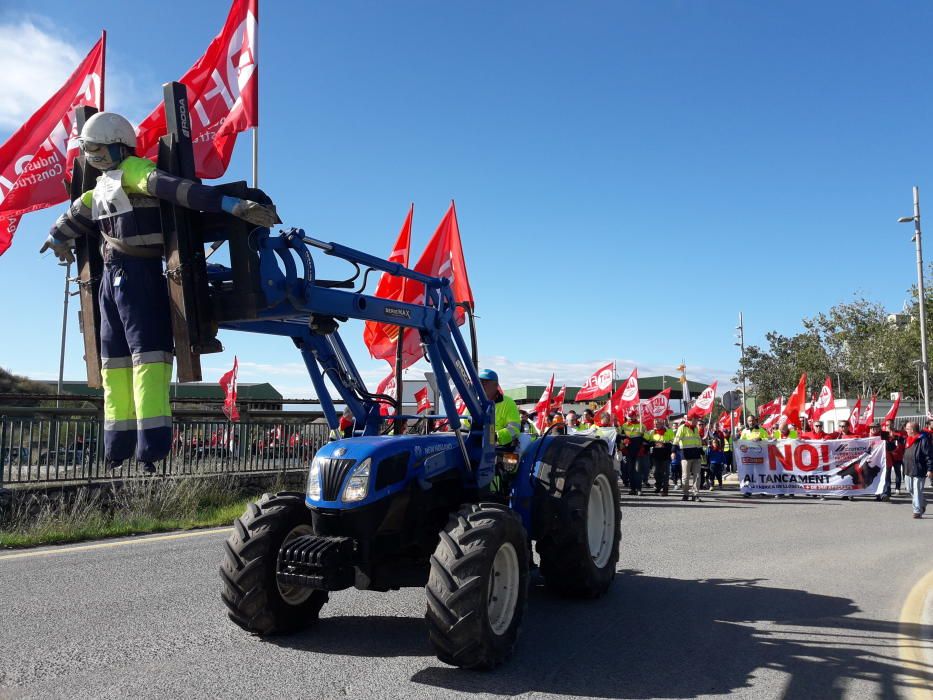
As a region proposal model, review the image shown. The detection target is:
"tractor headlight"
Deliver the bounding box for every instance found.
[307,458,323,501]
[342,458,371,503]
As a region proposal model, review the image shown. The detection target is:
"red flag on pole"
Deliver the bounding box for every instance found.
[136,0,258,179]
[782,373,807,427]
[810,377,835,422]
[363,205,413,361]
[575,361,615,402]
[0,34,105,255]
[397,202,474,369]
[219,356,240,421]
[535,374,555,432]
[610,368,639,420]
[415,387,432,414]
[857,394,876,434]
[687,381,718,419]
[550,386,565,413]
[884,393,901,423]
[758,397,782,418]
[847,398,862,431]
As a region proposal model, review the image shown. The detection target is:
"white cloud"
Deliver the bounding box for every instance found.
[0,17,151,133]
[0,18,82,129]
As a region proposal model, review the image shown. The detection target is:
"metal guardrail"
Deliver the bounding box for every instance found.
[0,406,329,486]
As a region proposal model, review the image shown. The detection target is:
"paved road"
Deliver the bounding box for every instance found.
[2,486,932,700]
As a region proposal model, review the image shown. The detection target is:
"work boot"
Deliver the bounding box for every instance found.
[106,459,123,471]
[681,495,688,501]
[662,488,668,496]
[142,462,156,474]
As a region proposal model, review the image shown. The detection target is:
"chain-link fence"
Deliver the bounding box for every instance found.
[0,406,329,486]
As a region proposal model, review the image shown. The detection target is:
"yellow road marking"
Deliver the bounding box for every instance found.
[899,567,933,700]
[0,526,232,561]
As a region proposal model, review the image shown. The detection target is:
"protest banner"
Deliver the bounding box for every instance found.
[736,438,886,497]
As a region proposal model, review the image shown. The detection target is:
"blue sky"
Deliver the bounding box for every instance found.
[1,0,932,396]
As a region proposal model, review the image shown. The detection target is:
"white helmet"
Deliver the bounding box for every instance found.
[79,112,136,148]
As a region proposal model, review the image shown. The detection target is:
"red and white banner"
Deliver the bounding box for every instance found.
[219,356,240,422]
[758,397,782,419]
[363,205,413,362]
[719,406,742,432]
[810,377,835,422]
[415,386,432,414]
[0,35,105,255]
[535,374,555,432]
[687,381,718,419]
[136,0,257,179]
[737,438,886,496]
[762,406,783,430]
[396,202,474,369]
[575,361,615,401]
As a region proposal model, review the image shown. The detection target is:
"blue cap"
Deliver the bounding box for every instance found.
[478,369,498,382]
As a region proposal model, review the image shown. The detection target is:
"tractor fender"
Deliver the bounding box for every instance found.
[511,434,609,539]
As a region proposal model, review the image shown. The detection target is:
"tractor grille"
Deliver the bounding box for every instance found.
[319,457,356,501]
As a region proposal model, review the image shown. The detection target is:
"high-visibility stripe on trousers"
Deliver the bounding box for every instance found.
[99,255,173,464]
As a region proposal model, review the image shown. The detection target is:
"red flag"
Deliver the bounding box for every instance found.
[594,399,612,424]
[782,373,807,426]
[884,393,901,423]
[575,361,615,401]
[758,397,782,418]
[219,356,240,421]
[718,410,732,432]
[397,202,474,369]
[535,374,555,432]
[0,35,105,255]
[415,386,432,414]
[858,394,876,433]
[847,398,862,431]
[610,368,640,420]
[640,387,673,430]
[687,382,718,419]
[809,377,835,422]
[363,205,413,361]
[550,386,565,413]
[762,401,783,430]
[136,0,258,179]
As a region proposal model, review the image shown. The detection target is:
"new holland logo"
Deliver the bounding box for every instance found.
[384,307,411,319]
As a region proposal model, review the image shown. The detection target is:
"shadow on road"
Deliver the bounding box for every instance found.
[409,571,932,699]
[263,571,931,698]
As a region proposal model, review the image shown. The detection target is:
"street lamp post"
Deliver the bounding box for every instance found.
[899,186,929,417]
[735,312,749,431]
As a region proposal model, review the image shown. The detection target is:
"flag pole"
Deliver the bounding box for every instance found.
[251,1,259,188]
[100,30,107,111]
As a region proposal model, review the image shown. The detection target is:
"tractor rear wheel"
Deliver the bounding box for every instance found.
[425,503,529,669]
[536,444,621,598]
[220,491,328,635]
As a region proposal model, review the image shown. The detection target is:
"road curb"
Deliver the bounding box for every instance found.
[0,525,232,561]
[899,567,933,700]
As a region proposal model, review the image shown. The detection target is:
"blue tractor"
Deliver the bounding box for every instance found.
[215,229,622,668]
[65,89,619,669]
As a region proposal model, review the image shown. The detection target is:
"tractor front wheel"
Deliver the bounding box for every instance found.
[425,503,529,669]
[220,491,328,635]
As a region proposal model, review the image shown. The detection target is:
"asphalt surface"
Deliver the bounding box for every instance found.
[2,484,932,700]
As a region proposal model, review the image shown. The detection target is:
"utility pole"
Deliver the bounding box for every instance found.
[57,260,72,409]
[899,186,930,417]
[736,312,749,429]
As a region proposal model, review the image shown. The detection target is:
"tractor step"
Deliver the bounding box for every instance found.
[276,534,357,591]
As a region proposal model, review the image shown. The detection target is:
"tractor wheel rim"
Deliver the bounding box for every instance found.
[277,523,315,605]
[487,541,520,636]
[588,473,615,568]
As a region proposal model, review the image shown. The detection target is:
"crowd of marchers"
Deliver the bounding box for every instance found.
[515,407,932,520]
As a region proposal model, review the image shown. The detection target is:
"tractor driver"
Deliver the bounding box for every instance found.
[477,369,522,447]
